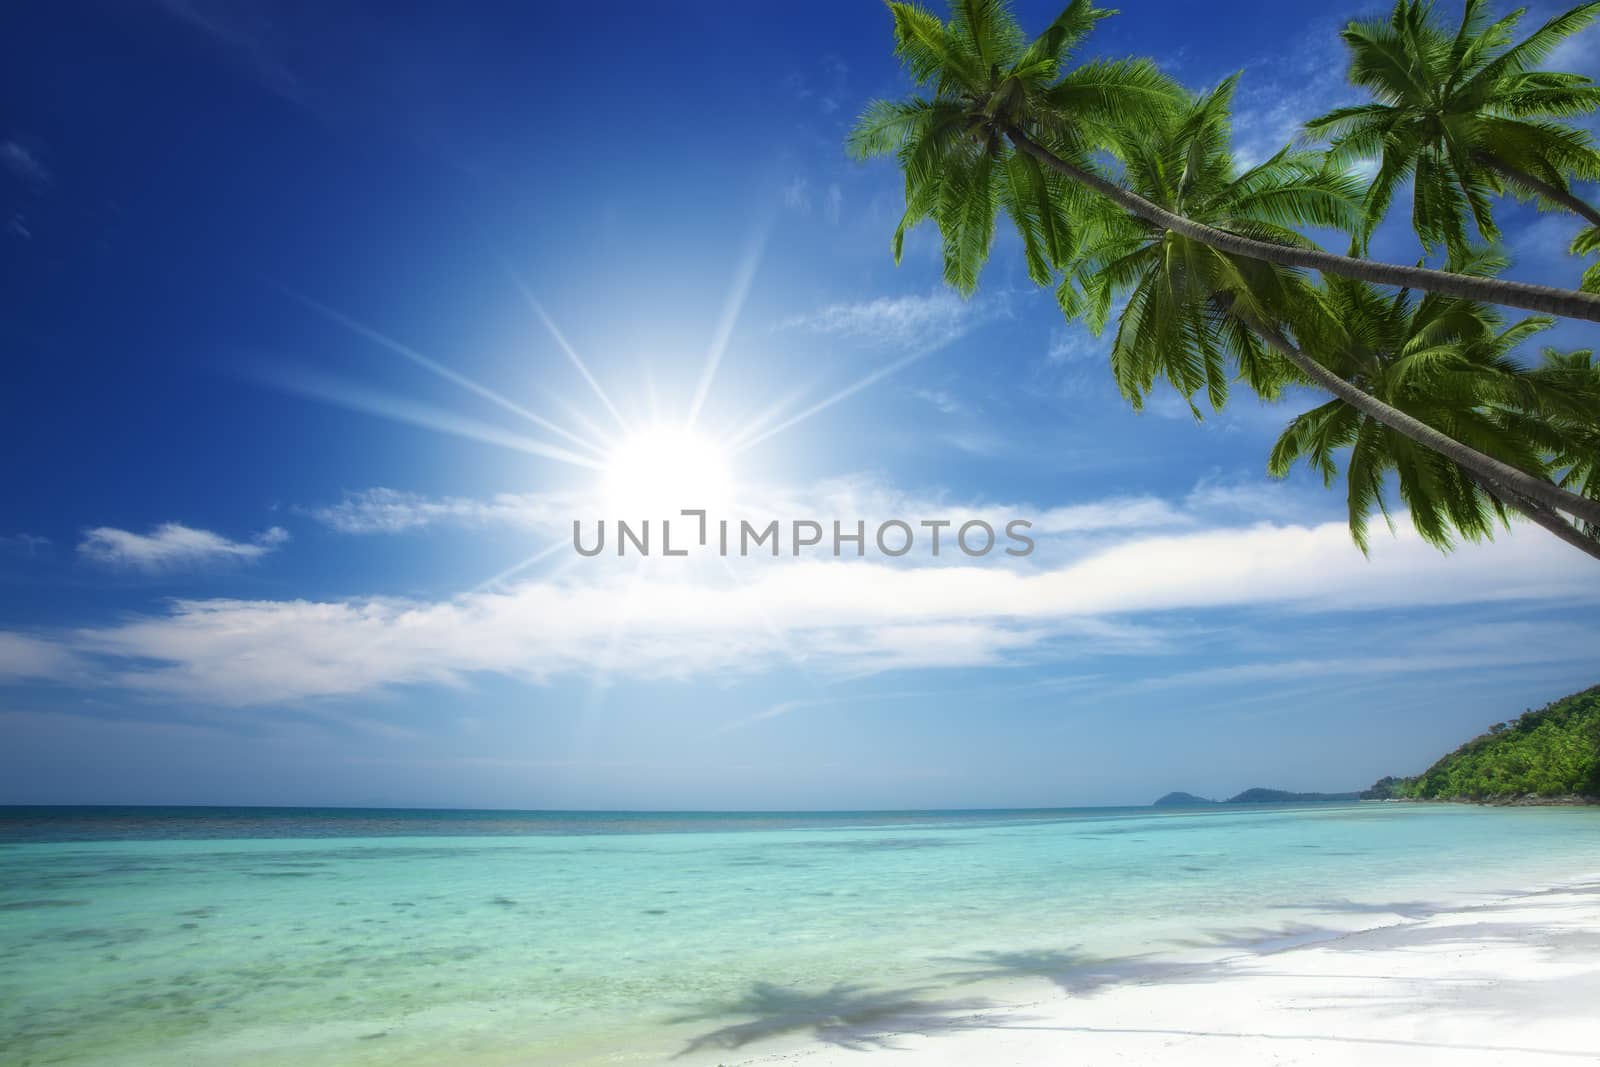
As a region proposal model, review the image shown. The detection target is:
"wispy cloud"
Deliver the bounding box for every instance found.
[0,533,51,557]
[154,0,305,102]
[1183,473,1320,520]
[823,183,843,224]
[780,177,843,225]
[782,176,811,214]
[1046,326,1103,365]
[780,289,1005,352]
[308,488,565,534]
[0,139,50,188]
[3,136,51,242]
[78,523,289,572]
[1092,619,1600,700]
[784,53,849,116]
[1544,17,1600,81]
[912,388,965,415]
[1229,14,1360,166]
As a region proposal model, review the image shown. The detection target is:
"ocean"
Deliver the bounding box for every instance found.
[3,803,1597,1065]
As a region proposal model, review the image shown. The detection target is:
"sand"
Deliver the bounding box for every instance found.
[714,876,1600,1066]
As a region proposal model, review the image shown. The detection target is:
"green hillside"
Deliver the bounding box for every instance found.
[1377,686,1600,801]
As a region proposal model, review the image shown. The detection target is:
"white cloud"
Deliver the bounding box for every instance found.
[306,476,1184,549]
[0,533,50,557]
[1545,23,1600,81]
[1046,326,1102,365]
[154,0,305,103]
[912,389,964,415]
[1184,473,1319,520]
[783,176,811,214]
[78,523,289,572]
[779,289,1004,352]
[1229,17,1361,167]
[785,53,849,116]
[0,633,81,681]
[0,139,49,187]
[10,503,1592,706]
[1083,619,1600,706]
[309,488,568,534]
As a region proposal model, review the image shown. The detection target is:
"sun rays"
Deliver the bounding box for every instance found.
[517,285,631,435]
[689,229,767,429]
[290,289,611,461]
[266,235,945,598]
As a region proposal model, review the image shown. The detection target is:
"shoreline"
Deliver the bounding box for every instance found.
[1388,795,1600,807]
[7,806,1598,1066]
[710,873,1600,1066]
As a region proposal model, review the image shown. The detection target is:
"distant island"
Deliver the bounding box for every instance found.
[1364,684,1600,803]
[1153,791,1217,807]
[1158,684,1600,809]
[1153,788,1360,807]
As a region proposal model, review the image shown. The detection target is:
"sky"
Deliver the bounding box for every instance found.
[1,0,1598,810]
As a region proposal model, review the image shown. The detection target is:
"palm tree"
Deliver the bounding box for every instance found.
[846,0,1182,294]
[1483,345,1600,536]
[1577,226,1600,291]
[1060,76,1360,416]
[853,0,1600,528]
[1055,79,1600,533]
[1270,269,1600,561]
[850,0,1600,324]
[1306,0,1600,258]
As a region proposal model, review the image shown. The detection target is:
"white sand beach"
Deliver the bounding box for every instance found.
[721,876,1600,1067]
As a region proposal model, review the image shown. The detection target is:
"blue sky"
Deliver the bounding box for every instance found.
[2,0,1598,809]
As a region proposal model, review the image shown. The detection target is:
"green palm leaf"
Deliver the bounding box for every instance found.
[1308,0,1600,261]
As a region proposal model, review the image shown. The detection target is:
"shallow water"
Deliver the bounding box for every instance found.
[2,803,1597,1065]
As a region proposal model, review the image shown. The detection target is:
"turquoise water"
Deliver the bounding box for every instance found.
[2,803,1598,1065]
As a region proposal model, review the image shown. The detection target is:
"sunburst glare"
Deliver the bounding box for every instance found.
[601,424,736,519]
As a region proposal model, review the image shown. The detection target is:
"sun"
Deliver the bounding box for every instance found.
[602,424,736,518]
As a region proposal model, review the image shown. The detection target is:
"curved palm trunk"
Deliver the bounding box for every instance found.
[1512,499,1600,560]
[1002,126,1600,324]
[1468,473,1600,562]
[1232,312,1600,532]
[1473,153,1600,231]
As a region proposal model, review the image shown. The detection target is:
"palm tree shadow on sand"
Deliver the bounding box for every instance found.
[669,980,1026,1057]
[671,902,1600,1061]
[933,947,1152,994]
[932,931,1345,997]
